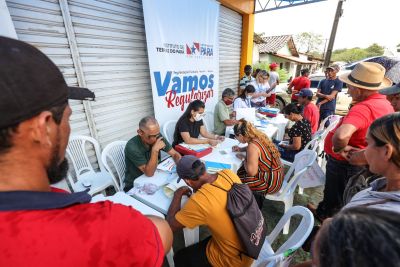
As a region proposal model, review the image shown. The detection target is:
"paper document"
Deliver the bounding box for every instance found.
[236,108,256,123]
[205,161,231,174]
[179,143,210,152]
[157,157,176,172]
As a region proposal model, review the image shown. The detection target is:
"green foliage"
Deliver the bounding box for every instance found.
[332,43,384,63]
[252,62,289,83]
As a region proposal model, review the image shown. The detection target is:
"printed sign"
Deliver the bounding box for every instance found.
[143,0,220,126]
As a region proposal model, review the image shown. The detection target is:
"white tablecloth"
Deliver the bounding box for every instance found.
[128,138,242,214]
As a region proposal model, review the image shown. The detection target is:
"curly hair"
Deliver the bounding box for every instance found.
[233,119,280,159]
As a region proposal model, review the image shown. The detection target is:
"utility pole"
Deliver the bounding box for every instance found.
[323,0,345,67]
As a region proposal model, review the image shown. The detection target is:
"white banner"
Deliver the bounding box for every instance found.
[142,0,220,127]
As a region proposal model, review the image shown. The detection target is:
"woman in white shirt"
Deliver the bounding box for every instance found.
[250,70,272,107]
[233,84,255,111]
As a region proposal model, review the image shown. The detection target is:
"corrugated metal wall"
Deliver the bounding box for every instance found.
[67,0,153,146]
[6,0,91,137]
[219,5,242,97]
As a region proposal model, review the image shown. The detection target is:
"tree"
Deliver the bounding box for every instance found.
[365,43,384,57]
[397,43,400,52]
[294,32,324,54]
[331,43,384,63]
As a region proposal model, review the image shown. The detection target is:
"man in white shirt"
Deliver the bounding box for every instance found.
[268,62,280,106]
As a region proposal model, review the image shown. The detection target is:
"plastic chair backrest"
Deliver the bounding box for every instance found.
[318,114,341,132]
[304,132,324,152]
[268,206,314,254]
[203,111,214,133]
[254,206,314,267]
[66,135,104,177]
[101,141,127,191]
[281,150,317,196]
[162,120,177,144]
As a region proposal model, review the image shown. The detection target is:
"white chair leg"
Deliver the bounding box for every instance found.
[298,186,304,195]
[183,226,199,247]
[282,195,294,235]
[166,249,174,267]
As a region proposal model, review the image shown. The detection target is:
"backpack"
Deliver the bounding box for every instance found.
[210,170,267,259]
[343,167,382,205]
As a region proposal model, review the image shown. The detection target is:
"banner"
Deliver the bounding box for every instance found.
[142,0,220,127]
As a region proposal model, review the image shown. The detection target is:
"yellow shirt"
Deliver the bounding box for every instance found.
[175,169,253,267]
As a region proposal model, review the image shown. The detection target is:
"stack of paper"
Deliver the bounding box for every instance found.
[179,143,210,152]
[205,161,231,174]
[157,157,176,172]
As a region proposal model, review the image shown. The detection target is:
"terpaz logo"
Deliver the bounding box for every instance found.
[186,42,213,57]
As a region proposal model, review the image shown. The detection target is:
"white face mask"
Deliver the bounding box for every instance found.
[194,113,204,121]
[246,95,253,100]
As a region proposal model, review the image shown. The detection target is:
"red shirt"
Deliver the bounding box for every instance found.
[0,191,164,267]
[325,94,394,161]
[303,102,320,134]
[290,76,311,100]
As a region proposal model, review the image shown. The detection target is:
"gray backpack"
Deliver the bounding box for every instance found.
[211,170,267,259]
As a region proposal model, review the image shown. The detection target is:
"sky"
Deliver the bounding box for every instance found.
[254,0,400,53]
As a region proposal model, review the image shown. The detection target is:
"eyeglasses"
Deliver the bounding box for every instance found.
[140,129,160,139]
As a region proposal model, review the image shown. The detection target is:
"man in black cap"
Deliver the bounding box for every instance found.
[380,83,400,112]
[167,155,253,267]
[0,36,172,266]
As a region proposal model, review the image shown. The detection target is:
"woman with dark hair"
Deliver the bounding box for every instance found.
[232,119,283,208]
[343,112,400,211]
[277,103,312,162]
[233,84,255,111]
[312,207,400,267]
[173,100,223,147]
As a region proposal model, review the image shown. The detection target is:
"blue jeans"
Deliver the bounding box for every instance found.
[319,109,334,128]
[273,140,297,162]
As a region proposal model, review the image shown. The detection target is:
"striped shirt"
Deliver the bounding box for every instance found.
[238,139,284,194]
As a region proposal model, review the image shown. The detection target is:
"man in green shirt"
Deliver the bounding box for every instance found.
[124,116,181,191]
[214,88,238,136]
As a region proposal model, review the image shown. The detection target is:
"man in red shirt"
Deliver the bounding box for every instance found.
[287,68,311,102]
[297,89,320,134]
[0,37,172,266]
[308,62,394,220]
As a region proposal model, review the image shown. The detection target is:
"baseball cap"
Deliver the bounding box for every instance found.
[269,62,278,69]
[296,89,313,97]
[326,64,340,72]
[176,155,206,183]
[379,83,400,95]
[0,36,95,129]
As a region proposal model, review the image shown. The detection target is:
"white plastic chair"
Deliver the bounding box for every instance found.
[266,150,317,234]
[101,141,128,192]
[252,206,314,267]
[203,111,214,133]
[162,120,177,144]
[66,135,119,195]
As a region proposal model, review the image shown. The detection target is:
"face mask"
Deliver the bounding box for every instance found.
[224,99,233,106]
[194,113,203,121]
[246,95,253,100]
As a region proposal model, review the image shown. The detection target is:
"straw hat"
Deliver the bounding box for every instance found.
[339,62,392,90]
